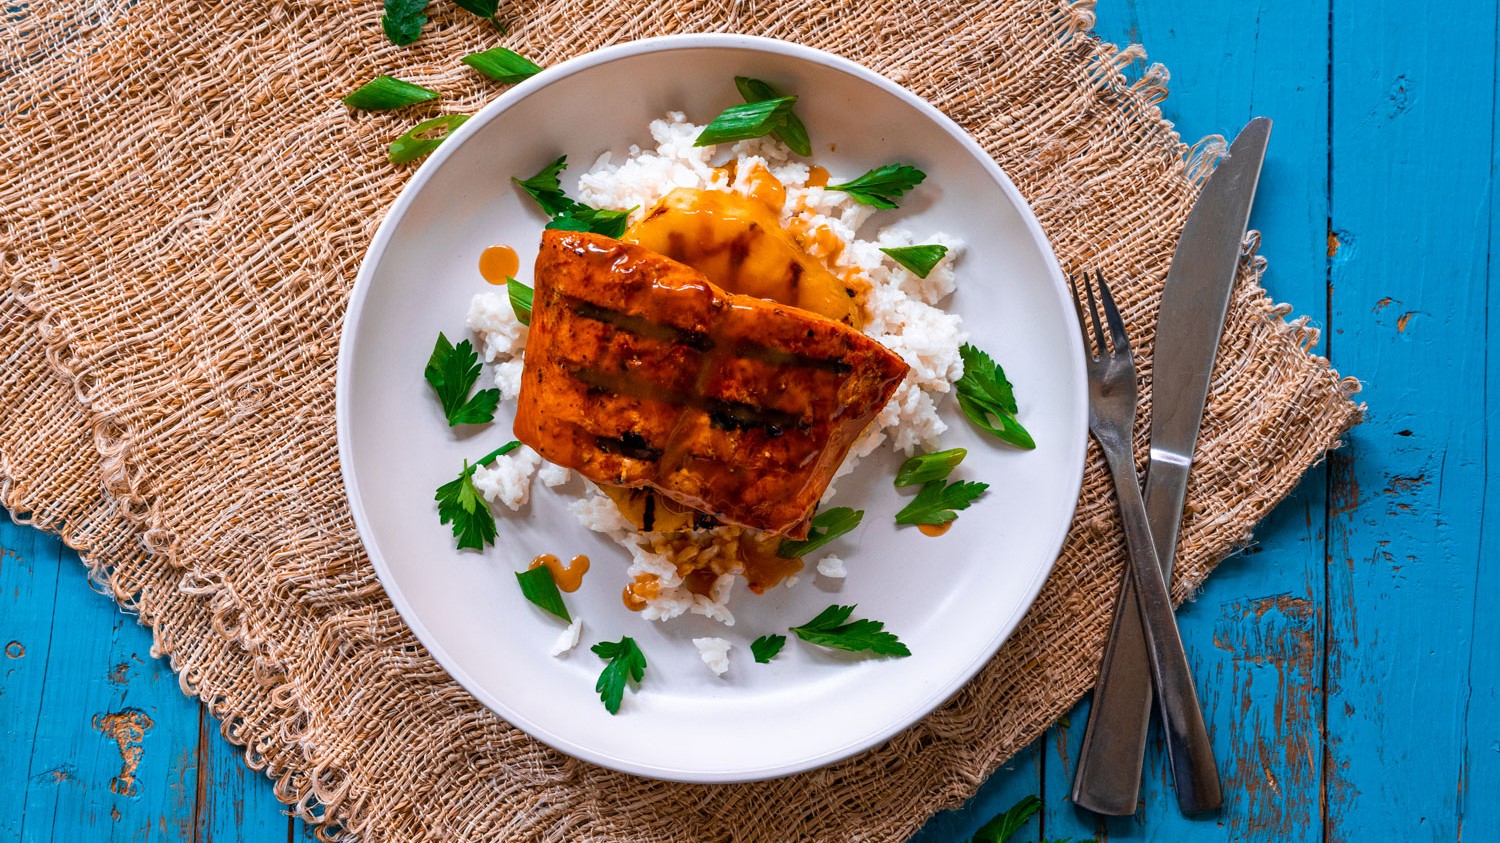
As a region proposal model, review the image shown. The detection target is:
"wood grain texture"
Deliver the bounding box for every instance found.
[1,0,1495,840]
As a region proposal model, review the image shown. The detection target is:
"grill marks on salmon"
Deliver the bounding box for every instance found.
[514,230,910,538]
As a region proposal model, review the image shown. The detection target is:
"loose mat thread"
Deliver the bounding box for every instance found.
[0,0,1360,839]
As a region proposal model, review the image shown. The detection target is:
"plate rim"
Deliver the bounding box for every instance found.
[335,32,1088,783]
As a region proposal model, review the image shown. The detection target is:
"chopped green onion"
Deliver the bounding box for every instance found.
[342,75,439,111]
[733,76,811,156]
[881,244,950,279]
[894,448,967,487]
[463,46,543,84]
[777,507,863,558]
[388,114,469,164]
[694,96,798,147]
[515,566,570,621]
[507,278,533,325]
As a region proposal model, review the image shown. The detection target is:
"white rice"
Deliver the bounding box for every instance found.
[468,112,968,624]
[692,637,732,676]
[471,447,540,511]
[549,618,582,657]
[816,554,847,579]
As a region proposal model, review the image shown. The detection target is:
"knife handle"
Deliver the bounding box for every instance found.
[1073,459,1223,815]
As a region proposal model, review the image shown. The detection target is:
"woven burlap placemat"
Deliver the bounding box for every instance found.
[1,0,1360,839]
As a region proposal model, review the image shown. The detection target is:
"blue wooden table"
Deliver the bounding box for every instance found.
[4,1,1496,840]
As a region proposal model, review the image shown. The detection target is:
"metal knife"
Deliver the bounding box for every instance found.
[1072,117,1272,816]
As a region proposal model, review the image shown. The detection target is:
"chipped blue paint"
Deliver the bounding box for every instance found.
[3,1,1497,841]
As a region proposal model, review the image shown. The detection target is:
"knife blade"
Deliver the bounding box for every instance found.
[1072,117,1271,816]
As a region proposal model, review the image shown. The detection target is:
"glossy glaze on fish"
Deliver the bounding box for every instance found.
[514,230,909,538]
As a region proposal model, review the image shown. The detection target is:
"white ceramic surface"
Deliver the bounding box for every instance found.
[337,34,1087,783]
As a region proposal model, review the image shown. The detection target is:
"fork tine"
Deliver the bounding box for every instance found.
[1068,273,1095,356]
[1081,269,1109,355]
[1095,269,1129,356]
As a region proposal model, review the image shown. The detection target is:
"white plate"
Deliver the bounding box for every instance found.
[337,34,1087,783]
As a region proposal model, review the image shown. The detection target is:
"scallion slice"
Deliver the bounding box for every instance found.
[462,46,543,84]
[388,114,469,164]
[894,448,967,487]
[342,75,439,111]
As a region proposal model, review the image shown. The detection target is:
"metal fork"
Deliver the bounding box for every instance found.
[1070,270,1221,813]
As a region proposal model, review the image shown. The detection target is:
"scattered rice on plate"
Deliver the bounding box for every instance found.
[468,112,966,626]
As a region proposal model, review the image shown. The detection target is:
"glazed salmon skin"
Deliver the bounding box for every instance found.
[514,230,910,538]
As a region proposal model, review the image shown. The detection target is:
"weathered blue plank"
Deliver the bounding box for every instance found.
[0,520,64,842]
[196,711,293,843]
[907,743,1044,843]
[2,519,201,843]
[1461,43,1500,836]
[1325,0,1497,839]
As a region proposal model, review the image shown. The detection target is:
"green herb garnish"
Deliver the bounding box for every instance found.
[776,507,863,559]
[969,795,1041,843]
[507,278,533,325]
[389,114,469,164]
[956,343,1034,449]
[342,75,439,111]
[434,442,518,550]
[513,156,575,215]
[424,332,500,426]
[733,77,811,156]
[895,479,988,526]
[452,0,503,24]
[515,566,570,621]
[694,96,799,147]
[894,448,967,487]
[463,46,543,83]
[381,0,428,45]
[592,637,647,714]
[827,163,926,209]
[750,634,787,664]
[790,604,910,657]
[514,157,633,236]
[881,244,950,279]
[545,205,633,238]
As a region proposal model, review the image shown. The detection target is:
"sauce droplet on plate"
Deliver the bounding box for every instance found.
[479,244,520,285]
[917,522,952,537]
[529,553,590,592]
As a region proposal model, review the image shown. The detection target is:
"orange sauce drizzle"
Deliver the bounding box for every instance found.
[529,553,590,592]
[622,573,659,611]
[807,165,831,188]
[478,244,519,285]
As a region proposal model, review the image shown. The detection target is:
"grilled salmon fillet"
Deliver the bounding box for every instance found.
[514,230,910,538]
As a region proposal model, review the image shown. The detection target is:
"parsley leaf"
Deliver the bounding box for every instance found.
[733,76,811,156]
[389,114,469,164]
[507,278,533,325]
[342,75,439,111]
[694,96,799,147]
[545,205,633,238]
[956,343,1035,449]
[790,604,910,657]
[881,244,949,279]
[592,637,647,714]
[894,479,988,526]
[515,566,570,621]
[894,448,967,487]
[380,0,428,45]
[750,634,787,664]
[463,46,543,83]
[514,157,633,236]
[969,795,1041,843]
[827,163,927,209]
[424,332,500,426]
[513,156,576,216]
[776,507,863,559]
[434,442,516,551]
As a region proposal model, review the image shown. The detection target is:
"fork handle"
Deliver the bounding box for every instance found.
[1097,442,1222,814]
